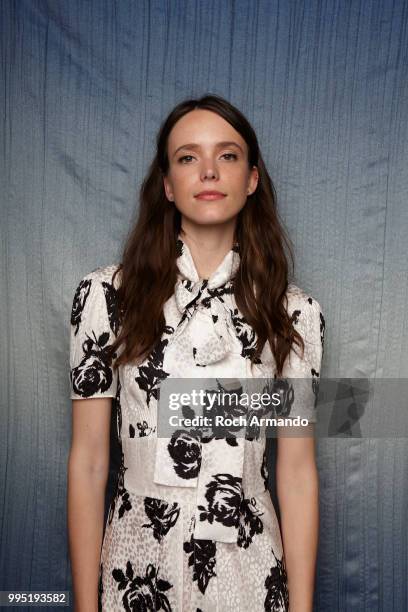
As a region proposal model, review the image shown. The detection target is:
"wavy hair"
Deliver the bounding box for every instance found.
[108,94,304,376]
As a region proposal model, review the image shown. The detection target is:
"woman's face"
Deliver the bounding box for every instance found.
[163,109,258,228]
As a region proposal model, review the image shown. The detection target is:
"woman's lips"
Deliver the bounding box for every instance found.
[194,193,227,201]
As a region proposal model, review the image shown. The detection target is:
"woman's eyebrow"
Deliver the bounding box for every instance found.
[173,141,244,157]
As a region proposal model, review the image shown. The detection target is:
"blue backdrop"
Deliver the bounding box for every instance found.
[1,1,407,610]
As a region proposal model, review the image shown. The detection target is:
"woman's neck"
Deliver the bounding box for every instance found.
[179,223,236,280]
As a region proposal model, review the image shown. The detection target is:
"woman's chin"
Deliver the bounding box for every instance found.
[179,207,240,227]
[183,215,237,227]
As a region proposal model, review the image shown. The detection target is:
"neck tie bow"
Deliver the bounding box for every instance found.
[153,235,248,544]
[174,277,236,366]
[171,237,240,367]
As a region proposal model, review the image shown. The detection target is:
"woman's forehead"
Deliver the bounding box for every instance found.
[167,110,246,152]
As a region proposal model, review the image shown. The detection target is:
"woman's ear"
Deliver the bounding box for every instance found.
[248,166,259,195]
[163,176,174,201]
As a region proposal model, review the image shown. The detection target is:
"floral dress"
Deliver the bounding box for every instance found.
[69,235,325,612]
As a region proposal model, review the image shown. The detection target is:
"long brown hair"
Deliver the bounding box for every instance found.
[109,94,304,376]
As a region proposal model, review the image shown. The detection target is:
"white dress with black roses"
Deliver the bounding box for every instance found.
[69,235,325,612]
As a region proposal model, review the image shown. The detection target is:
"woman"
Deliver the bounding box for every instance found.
[68,94,325,612]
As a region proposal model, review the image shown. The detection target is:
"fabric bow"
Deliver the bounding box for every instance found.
[153,236,247,543]
[173,277,235,366]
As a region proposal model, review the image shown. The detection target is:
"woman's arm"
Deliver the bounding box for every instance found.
[67,398,112,612]
[276,426,319,612]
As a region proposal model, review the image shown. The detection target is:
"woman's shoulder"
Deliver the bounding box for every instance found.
[70,264,122,344]
[70,264,122,327]
[78,263,122,289]
[285,283,324,342]
[285,282,322,314]
[285,282,325,349]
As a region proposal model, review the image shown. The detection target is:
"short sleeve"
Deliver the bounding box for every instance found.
[69,270,119,399]
[280,293,326,423]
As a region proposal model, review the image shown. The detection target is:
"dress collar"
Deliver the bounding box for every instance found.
[176,234,240,290]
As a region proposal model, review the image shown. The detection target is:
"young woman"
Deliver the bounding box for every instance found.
[68,94,325,612]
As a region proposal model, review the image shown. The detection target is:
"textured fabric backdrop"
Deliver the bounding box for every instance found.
[1,0,407,610]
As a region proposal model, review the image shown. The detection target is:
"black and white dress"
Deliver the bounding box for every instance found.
[69,234,325,611]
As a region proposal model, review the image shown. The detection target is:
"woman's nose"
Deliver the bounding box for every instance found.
[200,161,219,181]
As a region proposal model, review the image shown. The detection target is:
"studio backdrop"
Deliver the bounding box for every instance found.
[1,1,407,610]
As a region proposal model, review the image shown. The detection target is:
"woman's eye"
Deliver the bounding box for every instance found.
[178,153,238,163]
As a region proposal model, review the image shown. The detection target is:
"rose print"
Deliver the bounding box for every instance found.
[230,307,261,362]
[167,430,202,479]
[237,496,264,549]
[101,280,121,336]
[107,451,132,525]
[112,561,173,612]
[70,330,117,397]
[135,327,174,406]
[142,497,180,542]
[264,550,289,611]
[70,278,92,336]
[183,533,216,595]
[198,473,243,529]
